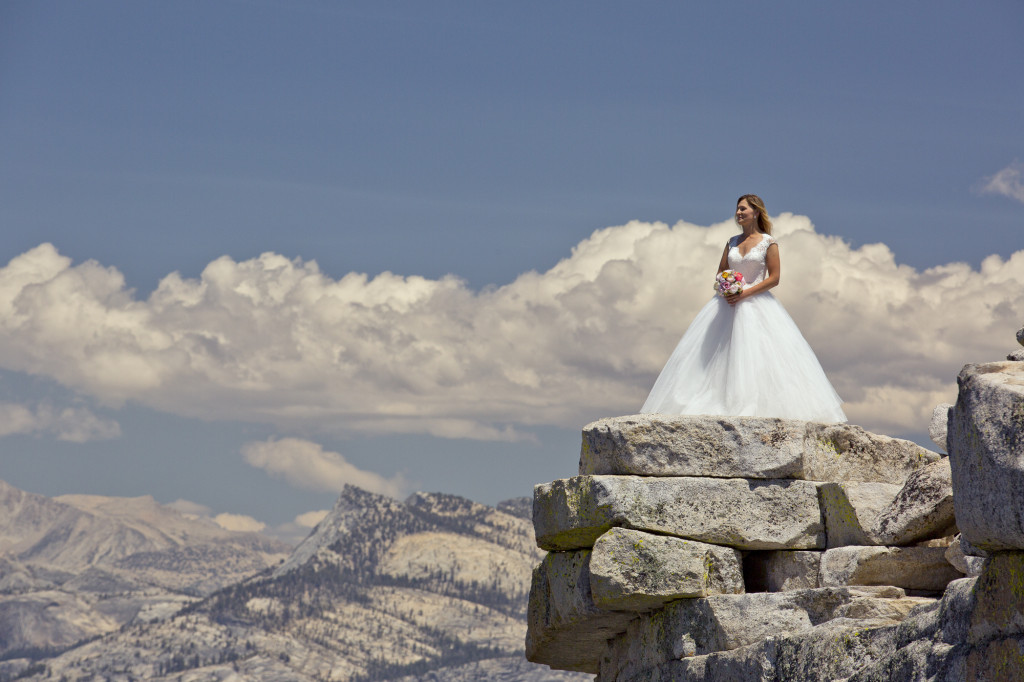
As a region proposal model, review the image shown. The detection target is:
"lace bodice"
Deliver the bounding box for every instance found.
[727,233,776,286]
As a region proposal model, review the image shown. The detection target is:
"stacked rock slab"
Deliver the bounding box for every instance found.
[526,416,965,678]
[529,359,1024,681]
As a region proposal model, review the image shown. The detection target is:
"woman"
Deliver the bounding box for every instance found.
[640,194,846,423]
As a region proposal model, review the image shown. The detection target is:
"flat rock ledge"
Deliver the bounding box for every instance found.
[534,475,825,552]
[590,528,744,611]
[580,415,940,481]
[819,546,963,593]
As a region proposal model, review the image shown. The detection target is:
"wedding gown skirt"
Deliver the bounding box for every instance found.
[641,234,846,423]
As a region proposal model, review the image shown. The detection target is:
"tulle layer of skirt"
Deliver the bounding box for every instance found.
[641,293,847,423]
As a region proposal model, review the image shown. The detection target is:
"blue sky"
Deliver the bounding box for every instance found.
[0,1,1021,536]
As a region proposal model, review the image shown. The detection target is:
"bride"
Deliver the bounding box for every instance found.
[640,194,846,423]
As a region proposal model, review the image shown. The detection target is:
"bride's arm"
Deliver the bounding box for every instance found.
[716,243,730,275]
[726,243,781,305]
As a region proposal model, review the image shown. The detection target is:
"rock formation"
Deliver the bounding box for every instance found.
[526,360,1024,680]
[1009,325,1024,361]
[929,403,952,453]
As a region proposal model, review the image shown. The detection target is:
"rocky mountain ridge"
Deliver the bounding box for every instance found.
[2,483,586,681]
[0,481,292,662]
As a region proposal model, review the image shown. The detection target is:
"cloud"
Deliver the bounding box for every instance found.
[0,403,36,437]
[0,401,121,442]
[165,499,274,537]
[258,510,330,546]
[242,437,409,497]
[213,512,267,533]
[0,217,1021,440]
[978,162,1024,203]
[165,499,213,517]
[294,510,330,528]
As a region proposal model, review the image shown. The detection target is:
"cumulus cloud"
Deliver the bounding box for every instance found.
[294,509,330,528]
[0,403,35,438]
[242,437,409,497]
[0,217,1021,440]
[978,162,1024,203]
[259,510,331,546]
[213,512,267,533]
[165,499,273,536]
[0,401,121,442]
[165,498,213,517]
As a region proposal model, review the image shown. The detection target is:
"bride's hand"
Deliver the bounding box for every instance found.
[725,290,746,306]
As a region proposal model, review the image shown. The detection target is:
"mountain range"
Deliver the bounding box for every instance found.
[0,479,585,681]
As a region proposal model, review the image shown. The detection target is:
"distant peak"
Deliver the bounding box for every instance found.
[404,491,486,517]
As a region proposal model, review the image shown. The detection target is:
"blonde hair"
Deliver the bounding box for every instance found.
[737,194,773,235]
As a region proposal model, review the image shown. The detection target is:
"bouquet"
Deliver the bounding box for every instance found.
[714,270,744,297]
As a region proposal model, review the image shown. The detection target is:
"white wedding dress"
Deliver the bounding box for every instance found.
[641,233,846,423]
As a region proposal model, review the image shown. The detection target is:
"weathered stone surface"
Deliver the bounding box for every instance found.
[948,362,1024,551]
[831,594,936,621]
[1018,326,1024,347]
[599,573,982,682]
[963,636,1024,682]
[533,475,824,552]
[945,536,987,576]
[845,569,1024,682]
[589,528,742,611]
[960,534,989,558]
[525,550,635,673]
[579,415,940,482]
[606,618,901,682]
[810,576,977,681]
[871,458,956,545]
[533,376,1024,680]
[819,546,962,592]
[579,415,806,479]
[930,402,952,453]
[819,482,901,547]
[806,422,940,483]
[602,577,986,682]
[966,551,1024,646]
[934,576,977,646]
[916,535,957,548]
[744,550,821,592]
[845,640,955,682]
[598,587,920,682]
[1008,348,1024,361]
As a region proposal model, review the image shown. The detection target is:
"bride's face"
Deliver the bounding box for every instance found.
[735,200,758,228]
